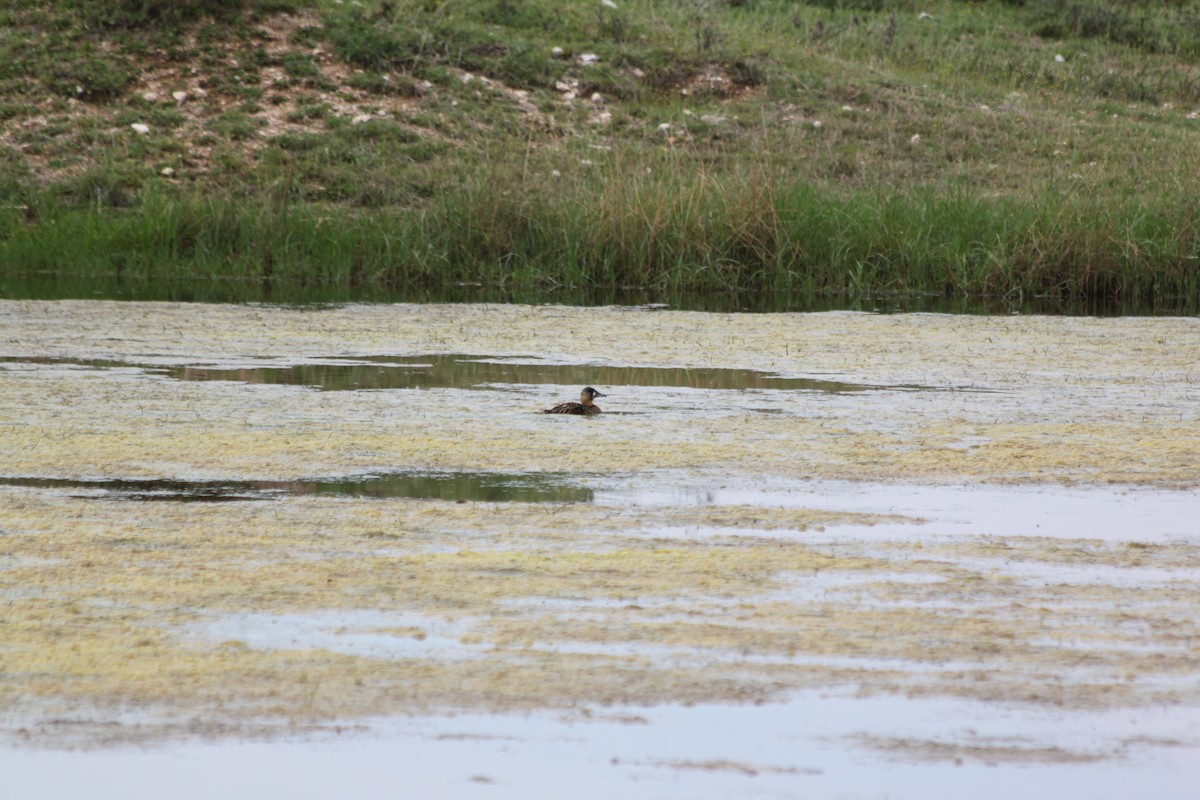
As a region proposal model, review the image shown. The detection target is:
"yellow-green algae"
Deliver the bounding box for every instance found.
[1,301,1198,485]
[1,301,1198,747]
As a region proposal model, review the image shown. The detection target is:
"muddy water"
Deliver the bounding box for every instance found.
[1,301,1198,799]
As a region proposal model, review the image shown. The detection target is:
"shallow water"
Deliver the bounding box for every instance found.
[1,300,1198,799]
[1,353,973,394]
[7,695,1200,800]
[0,471,593,503]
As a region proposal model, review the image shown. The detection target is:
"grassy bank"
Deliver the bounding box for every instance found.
[2,0,1200,307]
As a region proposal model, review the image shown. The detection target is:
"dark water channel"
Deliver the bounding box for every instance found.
[0,472,593,503]
[3,355,969,394]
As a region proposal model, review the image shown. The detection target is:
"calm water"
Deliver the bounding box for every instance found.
[2,273,1193,316]
[0,472,593,503]
[1,354,991,394]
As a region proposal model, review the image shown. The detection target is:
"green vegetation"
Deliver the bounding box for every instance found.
[2,0,1199,309]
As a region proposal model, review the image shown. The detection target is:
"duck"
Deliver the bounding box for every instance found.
[543,387,607,415]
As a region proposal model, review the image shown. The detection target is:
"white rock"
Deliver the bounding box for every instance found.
[601,0,618,8]
[841,105,853,112]
[918,12,932,20]
[910,133,921,145]
[811,120,822,128]
[551,46,564,57]
[590,92,603,104]
[1055,54,1065,63]
[130,123,150,135]
[142,92,159,102]
[551,170,561,178]
[172,90,188,103]
[579,53,600,65]
[657,122,672,132]
[160,167,175,177]
[352,114,373,124]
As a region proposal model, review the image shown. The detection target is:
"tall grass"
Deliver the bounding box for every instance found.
[3,162,1197,308]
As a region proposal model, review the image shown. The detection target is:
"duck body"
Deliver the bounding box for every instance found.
[543,387,606,415]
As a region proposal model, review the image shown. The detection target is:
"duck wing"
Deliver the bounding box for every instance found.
[543,402,585,414]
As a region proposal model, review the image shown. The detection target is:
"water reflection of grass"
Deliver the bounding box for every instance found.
[0,471,593,504]
[169,356,909,393]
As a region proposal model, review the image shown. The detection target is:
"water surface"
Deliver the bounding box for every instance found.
[0,472,592,503]
[1,354,982,394]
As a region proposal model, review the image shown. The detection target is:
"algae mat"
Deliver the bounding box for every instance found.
[1,301,1198,797]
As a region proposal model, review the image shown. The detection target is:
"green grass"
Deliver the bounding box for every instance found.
[2,0,1200,309]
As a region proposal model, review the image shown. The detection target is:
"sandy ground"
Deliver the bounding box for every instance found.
[1,301,1198,796]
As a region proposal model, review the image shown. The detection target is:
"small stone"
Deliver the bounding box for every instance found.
[142,92,158,102]
[352,114,373,124]
[551,46,564,57]
[579,53,599,65]
[590,92,603,104]
[910,133,921,145]
[1055,54,1065,63]
[601,0,618,8]
[172,90,189,103]
[130,123,150,135]
[160,167,175,177]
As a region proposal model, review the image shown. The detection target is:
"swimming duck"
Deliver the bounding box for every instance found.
[543,387,607,415]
